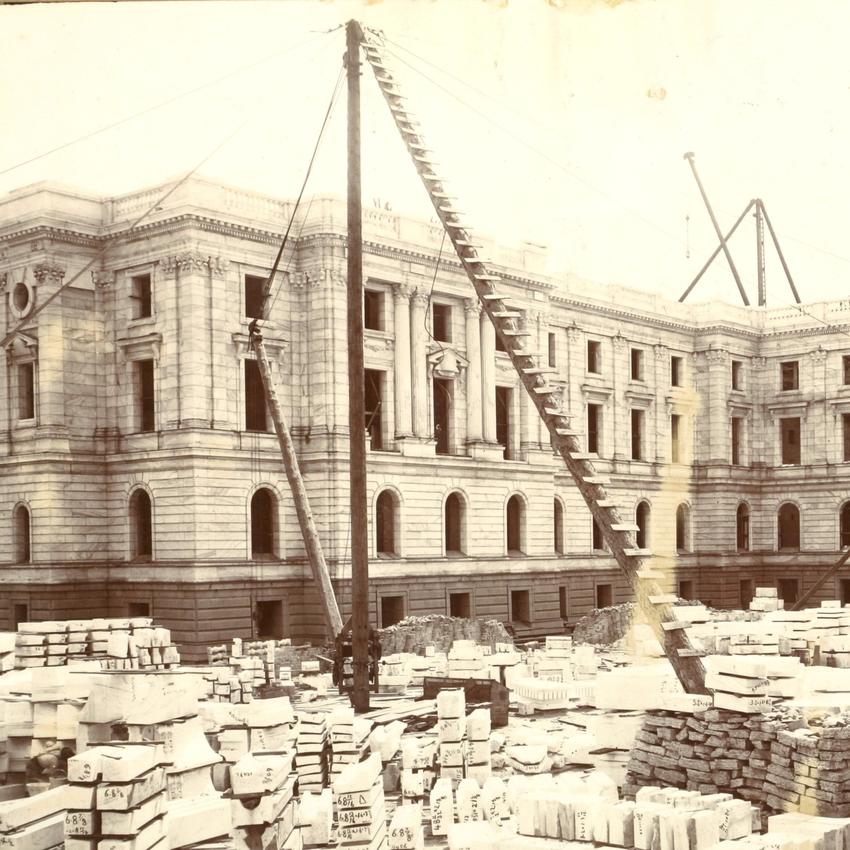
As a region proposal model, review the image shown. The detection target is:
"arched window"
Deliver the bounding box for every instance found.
[736,503,750,552]
[506,494,525,555]
[376,489,399,557]
[778,503,800,551]
[636,501,650,549]
[445,492,465,556]
[841,503,850,550]
[13,505,30,564]
[251,488,276,558]
[129,490,152,560]
[675,504,689,553]
[554,498,564,554]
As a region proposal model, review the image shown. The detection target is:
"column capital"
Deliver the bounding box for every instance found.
[706,347,728,363]
[809,345,827,364]
[566,322,581,342]
[464,297,481,317]
[33,261,65,285]
[91,270,115,289]
[411,288,431,308]
[654,343,668,361]
[393,283,415,302]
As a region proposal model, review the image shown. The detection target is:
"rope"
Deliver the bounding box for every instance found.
[259,66,345,320]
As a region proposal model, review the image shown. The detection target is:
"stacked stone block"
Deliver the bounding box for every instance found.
[334,752,386,850]
[626,707,850,818]
[295,711,330,793]
[436,688,466,781]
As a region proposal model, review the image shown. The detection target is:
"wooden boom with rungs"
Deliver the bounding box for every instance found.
[356,24,709,694]
[251,328,343,638]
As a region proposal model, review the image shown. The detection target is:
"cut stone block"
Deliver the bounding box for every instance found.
[430,777,454,837]
[456,778,483,823]
[388,802,424,850]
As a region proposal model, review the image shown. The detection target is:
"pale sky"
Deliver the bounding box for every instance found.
[2,0,850,309]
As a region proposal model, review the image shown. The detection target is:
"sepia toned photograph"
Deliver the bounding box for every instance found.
[1,1,850,848]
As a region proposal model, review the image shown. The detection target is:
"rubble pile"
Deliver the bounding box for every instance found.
[378,615,512,656]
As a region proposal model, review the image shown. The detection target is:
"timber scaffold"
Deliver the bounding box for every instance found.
[356,23,709,695]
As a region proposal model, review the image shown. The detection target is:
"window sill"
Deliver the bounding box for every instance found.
[128,316,155,327]
[15,418,36,428]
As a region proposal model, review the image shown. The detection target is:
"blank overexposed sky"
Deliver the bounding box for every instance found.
[2,0,850,308]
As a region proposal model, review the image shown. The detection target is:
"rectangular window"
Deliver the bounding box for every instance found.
[595,583,612,609]
[510,589,531,625]
[128,602,150,618]
[587,404,601,455]
[678,580,694,601]
[559,586,568,620]
[364,290,384,331]
[18,362,34,420]
[671,414,681,463]
[449,592,471,619]
[731,417,742,465]
[631,409,644,461]
[780,417,801,464]
[255,600,284,639]
[781,360,799,391]
[731,359,743,391]
[841,580,850,607]
[671,355,682,387]
[844,414,850,462]
[495,329,507,353]
[592,518,604,552]
[245,274,265,320]
[136,359,155,433]
[496,386,512,459]
[739,579,754,609]
[13,604,28,630]
[630,348,644,381]
[844,355,850,386]
[548,332,556,368]
[433,377,452,455]
[131,273,152,319]
[587,340,601,374]
[245,359,268,432]
[380,595,406,628]
[365,369,384,450]
[432,303,451,342]
[777,578,799,606]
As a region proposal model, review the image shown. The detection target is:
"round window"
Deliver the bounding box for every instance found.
[13,283,29,312]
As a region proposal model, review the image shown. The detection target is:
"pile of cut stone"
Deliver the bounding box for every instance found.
[12,618,174,669]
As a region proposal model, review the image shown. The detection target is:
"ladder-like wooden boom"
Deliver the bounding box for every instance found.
[357,25,708,694]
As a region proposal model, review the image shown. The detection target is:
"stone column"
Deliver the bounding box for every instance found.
[705,348,729,464]
[481,312,497,443]
[393,285,413,439]
[32,262,66,431]
[411,289,430,439]
[464,298,483,444]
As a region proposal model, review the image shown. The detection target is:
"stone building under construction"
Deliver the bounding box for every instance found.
[1,176,849,659]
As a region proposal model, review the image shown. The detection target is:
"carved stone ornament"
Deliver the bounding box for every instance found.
[32,262,65,284]
[0,272,7,294]
[809,345,827,364]
[566,322,581,342]
[751,356,767,370]
[158,252,227,275]
[428,344,467,380]
[654,343,668,361]
[706,347,728,363]
[91,270,115,289]
[613,333,627,351]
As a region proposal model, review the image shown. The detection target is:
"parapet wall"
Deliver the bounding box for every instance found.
[625,708,850,818]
